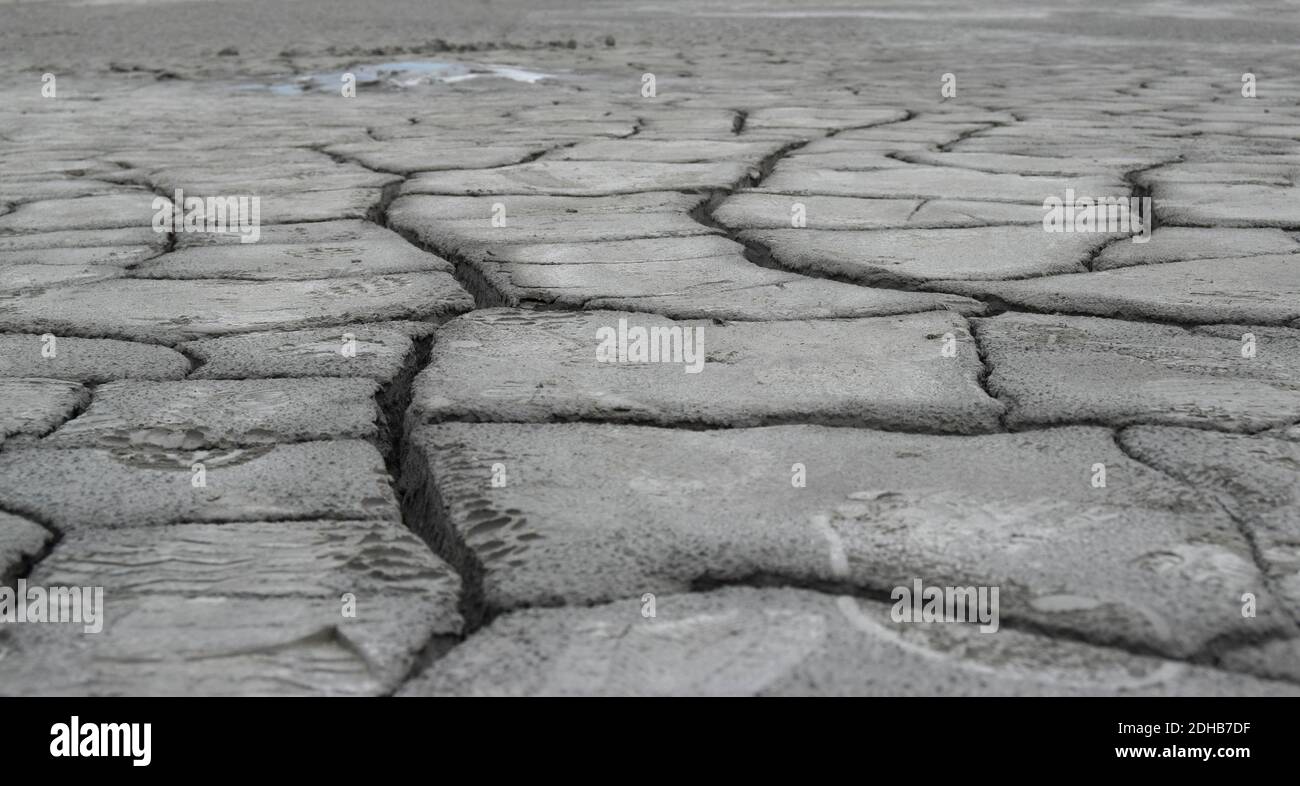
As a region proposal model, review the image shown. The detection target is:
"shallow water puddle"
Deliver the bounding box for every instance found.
[248,61,555,94]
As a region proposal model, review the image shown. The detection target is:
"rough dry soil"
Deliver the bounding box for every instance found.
[1,0,1300,696]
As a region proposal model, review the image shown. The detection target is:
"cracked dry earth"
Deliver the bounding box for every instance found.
[3,1,1300,696]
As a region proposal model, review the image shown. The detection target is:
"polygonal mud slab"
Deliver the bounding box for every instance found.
[0,517,461,696]
[173,219,395,248]
[410,309,1001,431]
[1193,324,1300,381]
[487,254,982,319]
[150,170,399,195]
[0,273,473,345]
[933,255,1300,325]
[0,593,441,697]
[1094,227,1298,270]
[1193,323,1300,345]
[34,518,455,603]
[181,323,422,381]
[953,134,1186,160]
[0,246,160,267]
[0,157,115,179]
[461,234,743,265]
[133,237,452,280]
[0,379,87,444]
[131,150,359,173]
[578,279,981,321]
[404,422,1276,656]
[742,107,908,131]
[779,150,912,171]
[0,193,162,234]
[1140,161,1300,185]
[0,439,400,531]
[325,140,541,175]
[757,166,1128,204]
[1154,183,1300,228]
[716,194,919,230]
[1,179,130,203]
[0,333,190,383]
[43,378,381,449]
[896,150,1157,177]
[0,227,162,250]
[236,188,387,225]
[912,200,1050,226]
[831,120,998,145]
[386,193,713,254]
[713,193,1046,230]
[146,189,382,231]
[400,587,1293,697]
[0,510,52,583]
[1121,427,1300,618]
[390,192,704,220]
[401,160,753,196]
[1,263,127,293]
[554,138,786,163]
[742,227,1111,285]
[975,312,1300,432]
